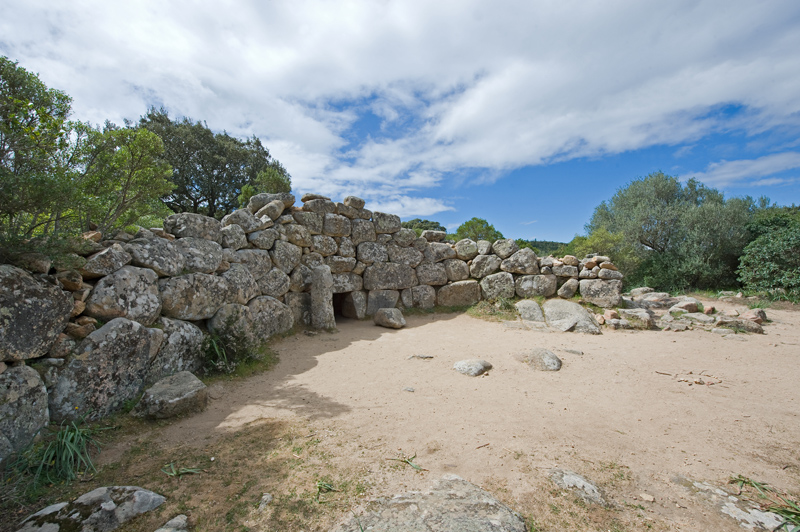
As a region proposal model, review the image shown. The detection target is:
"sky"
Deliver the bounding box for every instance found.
[2,1,800,242]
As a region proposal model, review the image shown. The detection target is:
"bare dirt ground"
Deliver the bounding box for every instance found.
[82,296,799,531]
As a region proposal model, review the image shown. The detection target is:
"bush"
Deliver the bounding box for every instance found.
[738,225,800,297]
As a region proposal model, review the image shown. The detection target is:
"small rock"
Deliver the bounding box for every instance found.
[549,469,606,506]
[453,359,492,376]
[518,348,562,371]
[258,493,274,511]
[403,387,415,392]
[373,308,406,329]
[155,514,189,532]
[640,493,655,502]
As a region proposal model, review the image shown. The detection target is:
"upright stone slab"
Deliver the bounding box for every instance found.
[341,290,367,319]
[437,280,481,307]
[311,266,336,330]
[0,365,49,463]
[146,318,205,385]
[285,292,312,326]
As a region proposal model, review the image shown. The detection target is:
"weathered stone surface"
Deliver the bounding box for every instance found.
[515,274,557,298]
[18,485,166,532]
[255,200,285,221]
[542,299,601,334]
[336,237,356,258]
[310,235,338,257]
[629,287,654,297]
[373,212,401,233]
[0,265,72,361]
[125,237,185,277]
[363,263,417,290]
[335,202,359,219]
[174,237,223,274]
[323,213,352,237]
[343,195,366,209]
[221,208,263,233]
[552,264,579,278]
[408,285,436,308]
[303,198,337,215]
[392,228,417,247]
[284,224,312,247]
[501,248,539,275]
[324,256,357,274]
[254,268,289,299]
[302,252,325,269]
[518,348,562,371]
[208,297,293,351]
[480,272,515,300]
[357,241,388,264]
[557,278,579,299]
[285,292,312,326]
[159,273,234,320]
[147,318,204,385]
[424,242,456,263]
[289,264,313,292]
[79,244,132,279]
[437,280,481,307]
[373,307,406,329]
[236,249,273,280]
[164,212,222,243]
[15,252,51,273]
[443,259,470,281]
[716,316,765,334]
[579,279,622,308]
[416,262,448,286]
[351,219,377,246]
[492,239,519,259]
[455,239,479,261]
[421,230,447,242]
[579,268,598,279]
[618,308,656,329]
[470,255,502,278]
[515,300,544,322]
[562,255,580,266]
[454,359,492,377]
[248,192,295,213]
[270,241,302,273]
[311,266,336,330]
[85,266,161,326]
[629,291,678,309]
[221,263,259,304]
[387,245,423,267]
[133,371,207,419]
[366,290,400,316]
[331,475,526,532]
[0,365,48,463]
[341,290,367,319]
[155,514,189,532]
[292,211,323,234]
[741,308,767,323]
[49,318,152,421]
[247,227,280,250]
[332,273,363,293]
[598,268,624,280]
[550,469,606,506]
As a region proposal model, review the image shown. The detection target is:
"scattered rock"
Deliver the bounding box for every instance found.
[374,308,406,329]
[133,371,208,419]
[515,300,544,322]
[154,514,189,532]
[517,348,562,371]
[542,299,601,334]
[453,359,492,376]
[549,469,606,506]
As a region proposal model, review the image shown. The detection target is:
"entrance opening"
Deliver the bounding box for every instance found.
[332,292,348,318]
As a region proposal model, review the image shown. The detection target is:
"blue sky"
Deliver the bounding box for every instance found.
[2,0,800,242]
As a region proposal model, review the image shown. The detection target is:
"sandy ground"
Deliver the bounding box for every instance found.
[120,297,799,530]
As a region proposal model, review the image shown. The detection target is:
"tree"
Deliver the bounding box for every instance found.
[455,217,503,242]
[139,108,290,218]
[401,218,447,232]
[738,205,800,296]
[238,166,292,207]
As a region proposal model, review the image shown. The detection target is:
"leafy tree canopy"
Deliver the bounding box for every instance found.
[401,218,447,234]
[455,217,503,242]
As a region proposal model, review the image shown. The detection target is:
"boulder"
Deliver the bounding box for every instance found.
[221,263,259,304]
[292,211,323,234]
[311,266,336,330]
[343,195,366,209]
[437,281,481,307]
[15,252,51,273]
[221,208,264,233]
[289,264,313,292]
[357,241,388,264]
[421,230,447,242]
[542,299,601,334]
[618,308,656,329]
[0,365,49,463]
[518,348,562,371]
[303,198,337,215]
[155,515,189,532]
[515,300,544,322]
[270,241,302,273]
[174,237,223,274]
[480,272,515,300]
[373,212,401,233]
[124,237,186,277]
[552,264,579,278]
[236,249,273,280]
[424,242,456,263]
[284,224,313,247]
[515,274,557,298]
[55,269,84,291]
[492,239,519,259]
[310,235,338,257]
[598,268,624,280]
[147,318,204,385]
[208,297,294,351]
[350,219,377,246]
[159,273,235,320]
[164,212,222,243]
[330,475,526,532]
[248,192,295,213]
[335,202,359,219]
[476,240,493,255]
[337,237,356,258]
[557,278,580,299]
[716,316,765,334]
[391,228,417,247]
[454,239,479,261]
[254,200,285,221]
[454,359,492,377]
[257,267,291,298]
[48,318,152,422]
[579,279,622,308]
[79,244,132,279]
[387,245,424,267]
[443,259,470,281]
[18,486,165,532]
[133,371,207,419]
[407,285,436,309]
[220,224,248,250]
[363,263,417,290]
[0,265,72,361]
[550,469,606,506]
[332,273,363,293]
[323,213,352,237]
[470,255,501,278]
[285,292,312,326]
[341,291,367,319]
[501,248,539,275]
[366,290,400,316]
[374,308,406,329]
[416,262,448,285]
[84,266,161,326]
[248,227,280,250]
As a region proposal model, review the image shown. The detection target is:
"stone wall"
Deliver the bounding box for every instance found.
[0,192,623,462]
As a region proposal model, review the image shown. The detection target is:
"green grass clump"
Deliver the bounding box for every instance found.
[730,475,800,531]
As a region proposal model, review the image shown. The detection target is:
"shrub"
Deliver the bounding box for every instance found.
[738,225,800,297]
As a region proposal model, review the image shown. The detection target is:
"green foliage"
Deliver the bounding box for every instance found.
[140,107,290,218]
[401,218,446,236]
[738,224,800,297]
[455,217,503,242]
[515,239,563,255]
[587,171,758,291]
[559,227,640,278]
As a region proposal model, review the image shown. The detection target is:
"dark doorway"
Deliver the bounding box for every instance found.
[332,292,347,317]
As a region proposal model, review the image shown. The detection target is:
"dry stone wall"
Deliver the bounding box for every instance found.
[0,192,623,463]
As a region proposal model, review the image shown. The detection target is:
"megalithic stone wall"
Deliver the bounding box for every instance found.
[0,191,623,461]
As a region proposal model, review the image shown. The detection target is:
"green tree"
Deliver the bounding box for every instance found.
[455,217,503,242]
[238,166,292,207]
[738,205,800,296]
[139,108,290,218]
[401,218,447,232]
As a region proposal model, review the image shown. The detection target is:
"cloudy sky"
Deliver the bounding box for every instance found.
[2,0,800,241]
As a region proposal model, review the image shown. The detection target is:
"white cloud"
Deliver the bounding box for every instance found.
[2,0,800,212]
[520,220,538,226]
[682,152,800,186]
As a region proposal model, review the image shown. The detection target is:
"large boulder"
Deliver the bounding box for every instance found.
[330,475,526,532]
[424,242,456,263]
[258,267,291,298]
[332,273,363,293]
[341,291,367,319]
[48,318,152,422]
[350,219,377,246]
[84,266,162,326]
[363,263,417,290]
[220,224,248,250]
[366,290,400,316]
[517,348,562,371]
[311,266,336,330]
[374,308,406,329]
[515,300,544,322]
[133,371,208,419]
[0,265,72,361]
[515,274,557,298]
[159,273,235,320]
[208,296,294,351]
[387,246,424,267]
[357,242,388,264]
[454,239,479,260]
[285,292,312,326]
[146,318,205,385]
[174,237,223,274]
[480,272,515,300]
[542,299,601,334]
[310,235,338,257]
[492,239,519,259]
[437,280,481,307]
[163,212,222,243]
[248,192,295,213]
[416,262,448,286]
[373,212,401,234]
[501,248,539,274]
[270,241,302,273]
[236,249,273,280]
[443,259,470,281]
[221,208,264,233]
[124,237,186,277]
[579,279,623,308]
[221,263,259,304]
[0,365,49,463]
[79,244,132,279]
[323,213,352,237]
[407,285,436,309]
[469,255,501,278]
